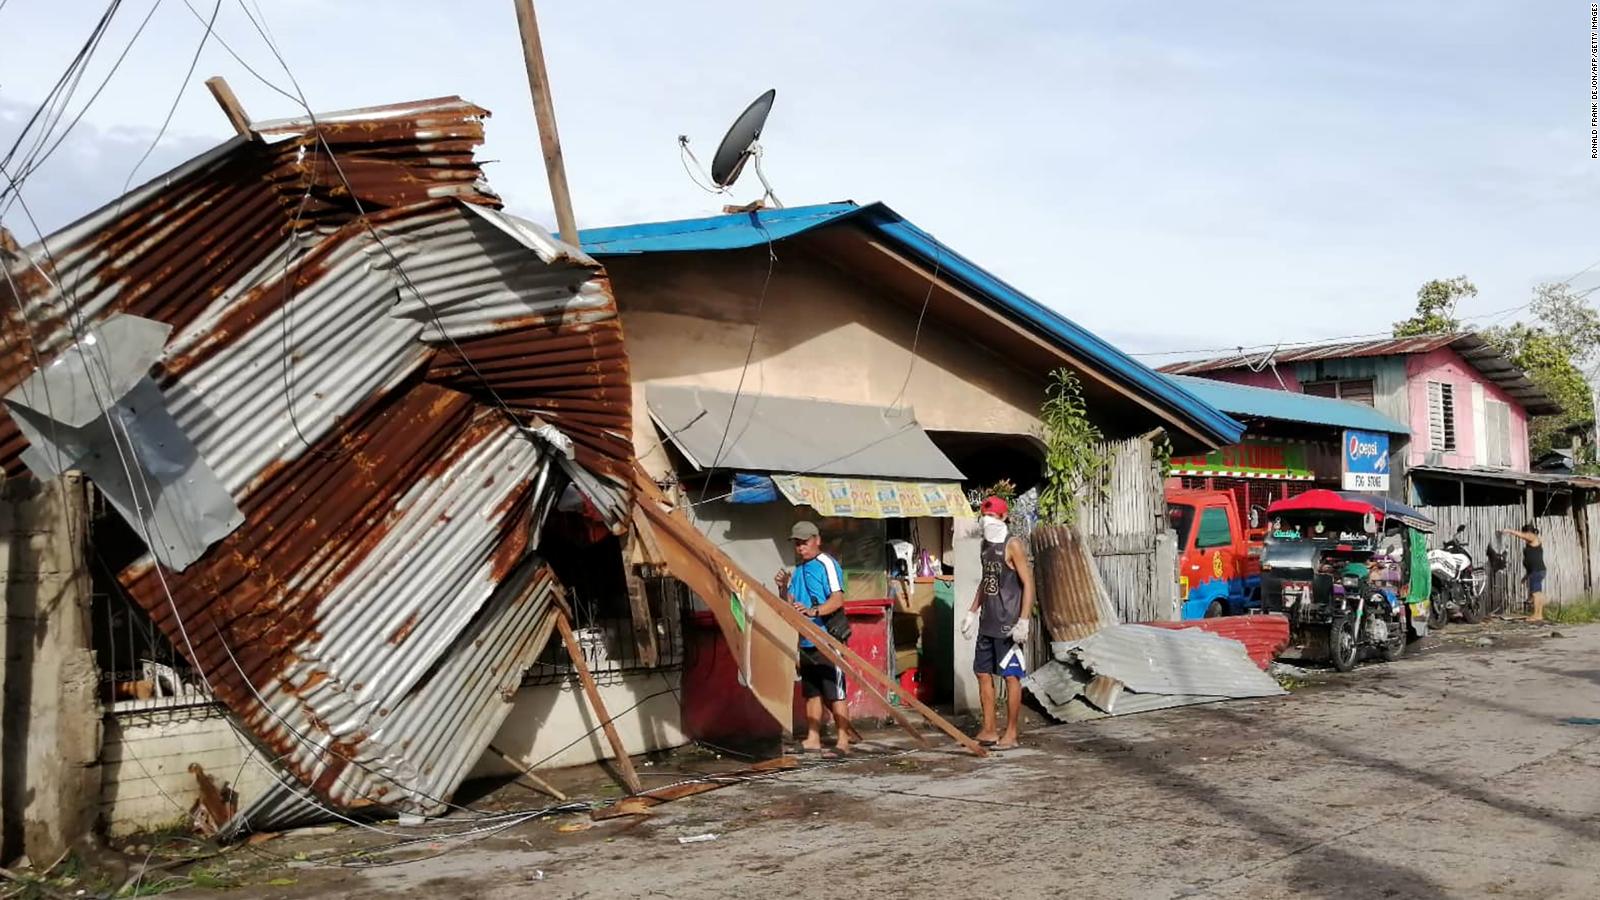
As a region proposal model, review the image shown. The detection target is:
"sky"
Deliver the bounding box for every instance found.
[2,1,1598,361]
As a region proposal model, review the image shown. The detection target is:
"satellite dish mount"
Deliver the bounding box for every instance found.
[707,89,783,208]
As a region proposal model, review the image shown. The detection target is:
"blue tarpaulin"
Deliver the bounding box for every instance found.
[730,472,779,504]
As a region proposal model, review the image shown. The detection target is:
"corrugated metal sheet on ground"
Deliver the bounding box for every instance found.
[0,96,632,828]
[1140,616,1290,670]
[1061,624,1285,698]
[1027,622,1284,723]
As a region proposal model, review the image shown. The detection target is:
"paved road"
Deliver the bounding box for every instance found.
[213,623,1600,899]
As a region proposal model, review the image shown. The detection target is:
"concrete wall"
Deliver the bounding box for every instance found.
[101,672,690,836]
[476,672,687,775]
[1,474,99,863]
[99,702,276,837]
[605,250,1047,481]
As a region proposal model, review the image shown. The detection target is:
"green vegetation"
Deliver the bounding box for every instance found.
[1036,369,1106,526]
[1545,597,1600,625]
[1394,277,1600,462]
[1393,275,1478,337]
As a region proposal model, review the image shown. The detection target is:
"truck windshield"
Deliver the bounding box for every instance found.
[1167,503,1195,548]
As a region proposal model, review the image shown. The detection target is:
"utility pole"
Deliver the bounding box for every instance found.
[512,0,579,245]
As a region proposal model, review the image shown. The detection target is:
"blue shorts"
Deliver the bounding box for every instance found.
[974,634,1026,678]
[1528,569,1546,592]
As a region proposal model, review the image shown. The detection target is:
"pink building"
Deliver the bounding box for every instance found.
[1161,334,1560,504]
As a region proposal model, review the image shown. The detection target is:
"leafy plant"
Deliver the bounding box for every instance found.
[1393,276,1476,337]
[1482,282,1600,461]
[971,478,1017,505]
[1036,369,1106,526]
[1151,431,1174,479]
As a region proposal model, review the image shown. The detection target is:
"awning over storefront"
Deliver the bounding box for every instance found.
[770,474,973,519]
[646,385,966,480]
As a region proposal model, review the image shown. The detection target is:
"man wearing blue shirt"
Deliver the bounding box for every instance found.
[775,520,857,755]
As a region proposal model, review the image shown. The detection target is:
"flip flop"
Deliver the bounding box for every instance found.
[977,738,999,747]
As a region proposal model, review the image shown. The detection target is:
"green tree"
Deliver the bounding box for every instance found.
[1393,276,1478,337]
[1481,283,1599,462]
[1036,369,1107,526]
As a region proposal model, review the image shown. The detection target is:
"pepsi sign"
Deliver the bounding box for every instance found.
[1341,429,1390,491]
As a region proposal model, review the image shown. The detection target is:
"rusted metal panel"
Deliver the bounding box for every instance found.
[0,96,632,828]
[1140,616,1291,670]
[1030,523,1119,643]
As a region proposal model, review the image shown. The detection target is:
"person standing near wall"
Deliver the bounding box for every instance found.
[775,521,858,756]
[1499,524,1546,622]
[960,496,1035,749]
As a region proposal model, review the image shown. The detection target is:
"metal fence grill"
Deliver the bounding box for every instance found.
[91,557,211,712]
[524,575,686,687]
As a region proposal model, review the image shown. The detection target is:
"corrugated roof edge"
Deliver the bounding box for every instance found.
[1164,373,1411,436]
[579,202,1245,448]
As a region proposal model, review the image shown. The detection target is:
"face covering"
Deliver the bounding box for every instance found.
[981,515,1008,544]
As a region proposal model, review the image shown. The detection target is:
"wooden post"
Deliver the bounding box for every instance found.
[487,744,568,802]
[203,76,253,137]
[512,0,579,244]
[554,609,643,794]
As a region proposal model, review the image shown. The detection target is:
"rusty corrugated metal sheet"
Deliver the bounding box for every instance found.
[1030,524,1119,643]
[0,96,631,827]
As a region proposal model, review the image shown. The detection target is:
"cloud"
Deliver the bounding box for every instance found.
[0,98,216,243]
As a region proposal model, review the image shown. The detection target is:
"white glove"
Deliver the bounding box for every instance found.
[1009,618,1032,644]
[960,611,978,639]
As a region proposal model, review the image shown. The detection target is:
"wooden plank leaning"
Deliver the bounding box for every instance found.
[553,602,644,795]
[631,467,986,758]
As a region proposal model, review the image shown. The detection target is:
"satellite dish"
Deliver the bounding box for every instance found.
[711,89,775,187]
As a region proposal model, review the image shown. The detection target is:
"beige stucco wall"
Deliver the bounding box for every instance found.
[607,250,1046,480]
[477,673,687,775]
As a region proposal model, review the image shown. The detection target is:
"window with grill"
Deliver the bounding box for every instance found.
[1428,381,1456,451]
[1302,378,1375,406]
[1485,399,1512,467]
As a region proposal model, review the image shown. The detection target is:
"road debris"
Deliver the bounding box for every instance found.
[677,834,719,844]
[1025,623,1285,722]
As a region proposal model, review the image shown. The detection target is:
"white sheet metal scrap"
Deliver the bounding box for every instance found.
[1,97,635,833]
[1027,624,1285,722]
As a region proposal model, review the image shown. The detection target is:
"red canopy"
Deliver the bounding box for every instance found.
[1267,489,1377,518]
[1266,489,1435,531]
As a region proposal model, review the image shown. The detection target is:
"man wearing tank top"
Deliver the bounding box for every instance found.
[960,495,1036,749]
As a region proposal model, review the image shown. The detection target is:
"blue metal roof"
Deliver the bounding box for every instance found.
[578,202,1245,448]
[1164,374,1411,436]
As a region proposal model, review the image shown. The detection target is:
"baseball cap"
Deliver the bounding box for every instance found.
[790,521,821,541]
[980,496,1008,518]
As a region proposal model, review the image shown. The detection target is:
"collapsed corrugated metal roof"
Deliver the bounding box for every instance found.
[0,97,630,827]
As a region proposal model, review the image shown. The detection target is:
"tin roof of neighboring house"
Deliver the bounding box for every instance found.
[580,203,1245,449]
[1157,333,1560,415]
[1164,374,1412,436]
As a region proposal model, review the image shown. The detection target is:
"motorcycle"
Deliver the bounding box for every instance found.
[1261,490,1431,671]
[1427,525,1486,626]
